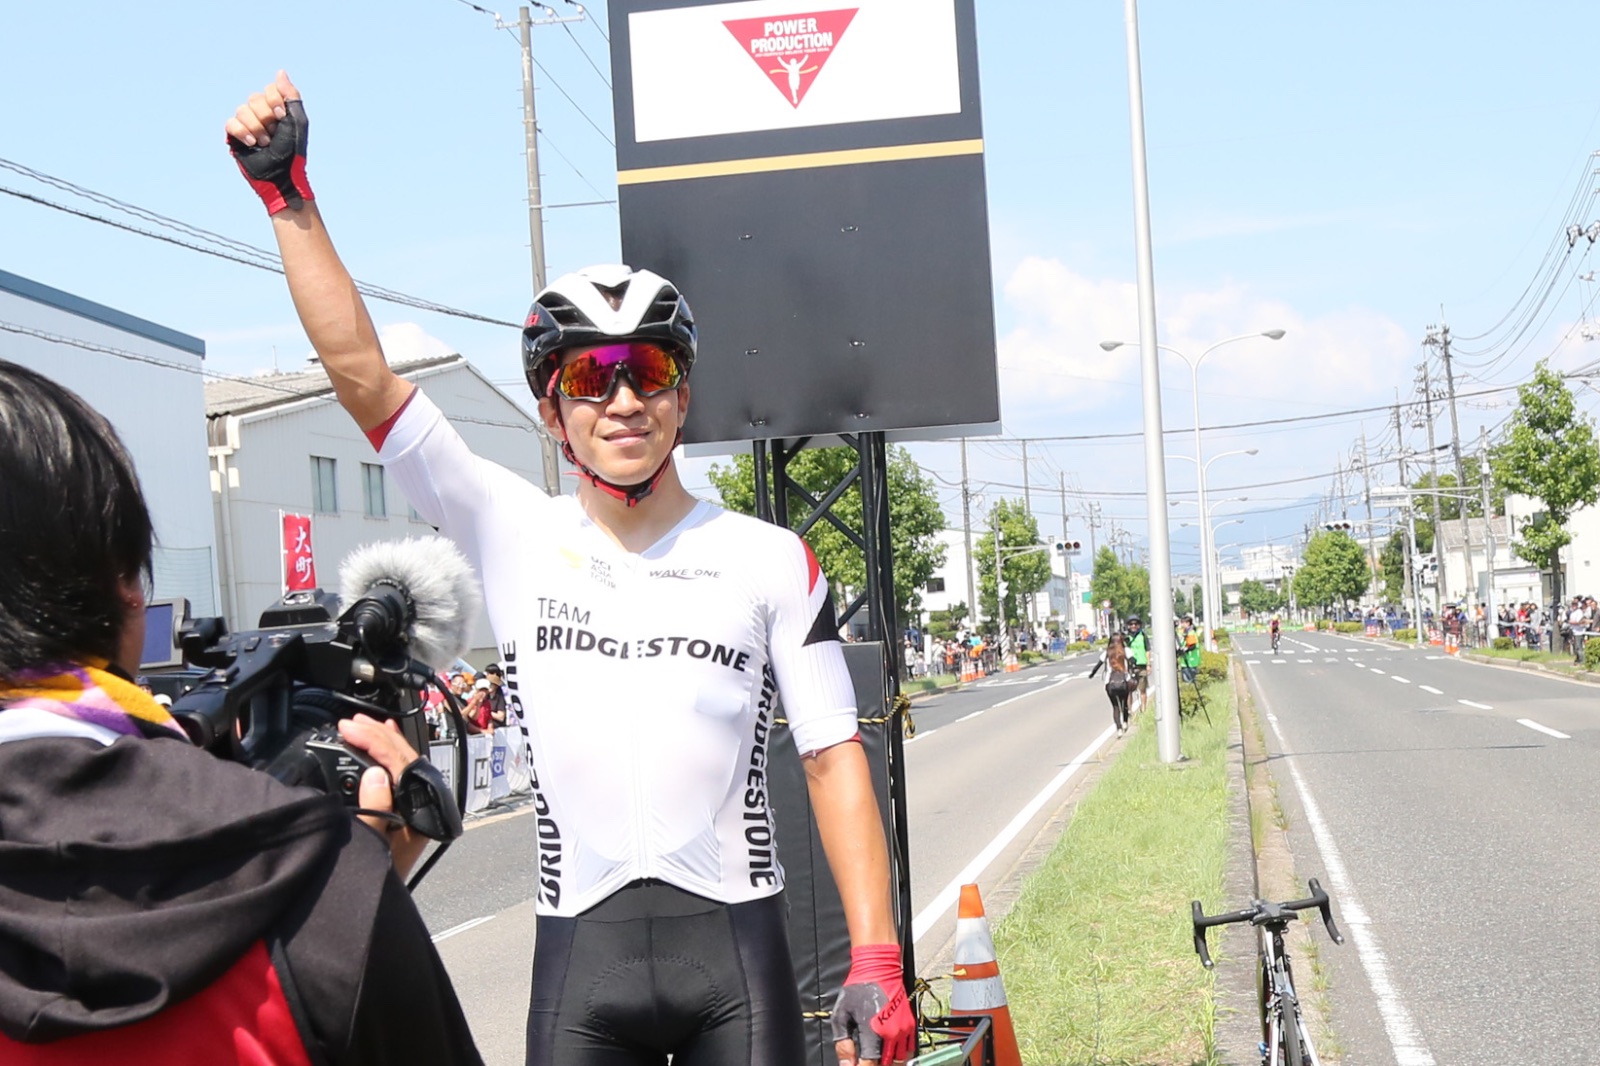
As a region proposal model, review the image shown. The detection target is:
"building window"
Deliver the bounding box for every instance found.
[311,456,338,514]
[362,463,387,518]
[926,577,946,593]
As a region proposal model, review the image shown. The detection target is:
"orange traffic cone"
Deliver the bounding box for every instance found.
[949,884,1022,1066]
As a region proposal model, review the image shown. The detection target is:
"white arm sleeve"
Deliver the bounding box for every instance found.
[376,388,552,563]
[766,534,860,757]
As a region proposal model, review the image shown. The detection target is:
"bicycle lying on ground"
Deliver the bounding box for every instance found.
[1192,879,1344,1066]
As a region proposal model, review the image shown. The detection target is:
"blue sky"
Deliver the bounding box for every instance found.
[5,1,1600,575]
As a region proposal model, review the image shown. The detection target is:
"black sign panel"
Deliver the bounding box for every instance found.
[610,0,999,448]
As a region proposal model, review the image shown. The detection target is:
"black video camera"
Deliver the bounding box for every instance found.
[171,585,464,844]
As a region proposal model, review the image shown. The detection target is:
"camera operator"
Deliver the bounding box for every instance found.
[0,361,481,1065]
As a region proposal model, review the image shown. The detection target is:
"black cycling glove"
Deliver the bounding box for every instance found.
[228,99,314,215]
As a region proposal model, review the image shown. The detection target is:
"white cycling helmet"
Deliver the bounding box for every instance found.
[519,265,697,507]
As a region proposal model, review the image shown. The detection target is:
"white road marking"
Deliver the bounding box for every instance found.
[1344,647,1361,652]
[1419,685,1443,695]
[1390,675,1410,684]
[1459,699,1493,710]
[1370,668,1385,674]
[1518,719,1571,740]
[1272,658,1289,664]
[1298,658,1313,664]
[1256,690,1437,1065]
[904,728,937,744]
[956,710,985,723]
[1325,657,1340,663]
[1425,655,1446,660]
[432,915,496,943]
[911,724,1116,944]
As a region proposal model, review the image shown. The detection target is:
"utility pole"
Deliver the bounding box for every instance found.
[1059,473,1075,637]
[1426,322,1467,504]
[1479,427,1499,641]
[960,438,976,627]
[1021,440,1035,631]
[516,4,573,496]
[1420,360,1446,614]
[1394,401,1424,643]
[1359,427,1377,583]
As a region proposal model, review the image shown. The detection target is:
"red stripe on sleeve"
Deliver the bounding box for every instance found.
[802,539,821,593]
[364,385,419,451]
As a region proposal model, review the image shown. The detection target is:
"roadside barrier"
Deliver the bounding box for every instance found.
[949,884,1022,1066]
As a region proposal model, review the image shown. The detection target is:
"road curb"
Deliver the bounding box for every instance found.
[1212,660,1263,1066]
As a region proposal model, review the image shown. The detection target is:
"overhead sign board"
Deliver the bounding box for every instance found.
[629,2,959,141]
[610,0,999,450]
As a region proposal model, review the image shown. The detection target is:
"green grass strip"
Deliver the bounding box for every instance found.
[990,684,1233,1066]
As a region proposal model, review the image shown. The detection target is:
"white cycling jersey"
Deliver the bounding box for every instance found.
[378,389,859,917]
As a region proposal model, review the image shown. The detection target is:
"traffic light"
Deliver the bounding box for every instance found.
[1413,553,1438,586]
[1054,539,1083,556]
[1321,521,1354,532]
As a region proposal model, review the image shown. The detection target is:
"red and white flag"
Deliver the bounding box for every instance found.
[281,511,318,593]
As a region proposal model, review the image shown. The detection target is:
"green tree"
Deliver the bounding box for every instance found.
[927,603,967,642]
[1089,547,1151,623]
[1173,585,1189,617]
[1293,530,1371,611]
[1237,578,1276,617]
[974,500,1050,632]
[1191,582,1203,616]
[1379,530,1406,604]
[707,445,947,624]
[1490,361,1600,603]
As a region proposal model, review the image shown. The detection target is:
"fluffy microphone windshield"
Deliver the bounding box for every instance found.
[339,536,483,669]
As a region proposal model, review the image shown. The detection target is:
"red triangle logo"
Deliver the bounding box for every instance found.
[723,8,859,109]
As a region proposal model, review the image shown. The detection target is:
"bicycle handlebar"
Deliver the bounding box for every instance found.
[1190,878,1344,969]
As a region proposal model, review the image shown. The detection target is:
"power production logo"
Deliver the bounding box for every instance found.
[722,8,859,109]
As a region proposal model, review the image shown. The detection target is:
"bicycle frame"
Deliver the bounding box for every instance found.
[1192,880,1342,1066]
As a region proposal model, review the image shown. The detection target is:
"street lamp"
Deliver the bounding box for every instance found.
[1170,478,1254,643]
[1103,331,1284,652]
[1181,516,1245,622]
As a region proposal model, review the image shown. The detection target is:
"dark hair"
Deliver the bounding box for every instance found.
[0,360,153,681]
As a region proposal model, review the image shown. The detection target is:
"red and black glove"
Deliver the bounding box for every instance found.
[228,99,314,216]
[831,944,915,1064]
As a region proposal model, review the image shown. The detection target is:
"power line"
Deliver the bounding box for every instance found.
[2,320,540,432]
[533,56,614,147]
[0,166,520,329]
[560,20,612,88]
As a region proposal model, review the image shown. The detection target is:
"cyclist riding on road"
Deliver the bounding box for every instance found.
[226,72,912,1066]
[1270,616,1282,654]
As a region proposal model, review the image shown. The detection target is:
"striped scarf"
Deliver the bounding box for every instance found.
[0,660,188,740]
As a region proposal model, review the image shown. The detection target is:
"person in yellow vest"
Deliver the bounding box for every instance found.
[1179,615,1201,684]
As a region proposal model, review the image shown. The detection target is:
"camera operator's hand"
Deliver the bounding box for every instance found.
[340,714,429,878]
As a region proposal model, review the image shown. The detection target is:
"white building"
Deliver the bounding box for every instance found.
[204,354,552,661]
[1433,514,1540,608]
[1217,543,1298,617]
[916,527,1090,639]
[0,268,219,614]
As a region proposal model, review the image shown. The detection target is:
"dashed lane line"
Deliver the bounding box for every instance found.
[1390,675,1410,684]
[1518,719,1571,740]
[1458,699,1493,710]
[1419,685,1443,695]
[1370,668,1386,674]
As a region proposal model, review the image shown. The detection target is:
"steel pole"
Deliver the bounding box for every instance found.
[1122,0,1181,762]
[1190,359,1214,652]
[519,7,563,495]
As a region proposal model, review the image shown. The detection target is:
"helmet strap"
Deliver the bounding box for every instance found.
[552,405,682,508]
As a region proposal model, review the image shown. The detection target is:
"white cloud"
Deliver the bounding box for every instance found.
[994,256,1416,437]
[376,321,457,364]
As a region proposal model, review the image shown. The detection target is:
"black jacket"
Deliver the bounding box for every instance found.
[0,733,481,1065]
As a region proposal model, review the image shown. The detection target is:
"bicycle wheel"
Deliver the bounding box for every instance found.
[1276,962,1305,1066]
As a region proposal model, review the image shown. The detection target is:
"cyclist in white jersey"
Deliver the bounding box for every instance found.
[226,72,913,1066]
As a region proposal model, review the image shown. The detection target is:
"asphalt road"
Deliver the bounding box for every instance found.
[410,651,1117,1066]
[1239,628,1600,1065]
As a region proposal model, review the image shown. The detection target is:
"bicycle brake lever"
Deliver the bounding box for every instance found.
[1190,901,1214,968]
[1308,878,1345,944]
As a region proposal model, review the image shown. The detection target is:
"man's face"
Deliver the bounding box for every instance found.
[539,348,689,488]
